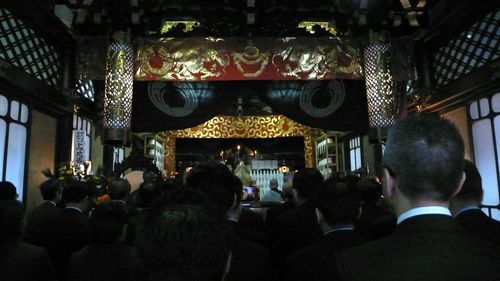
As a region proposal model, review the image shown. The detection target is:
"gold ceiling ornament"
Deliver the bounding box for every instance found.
[138,44,172,76]
[332,45,362,75]
[160,20,200,34]
[297,21,337,35]
[136,38,229,80]
[273,43,330,79]
[159,115,316,177]
[232,41,270,78]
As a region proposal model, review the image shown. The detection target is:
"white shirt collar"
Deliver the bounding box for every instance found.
[397,206,451,225]
[454,206,480,217]
[323,227,354,236]
[44,200,56,206]
[65,206,84,213]
[114,200,127,205]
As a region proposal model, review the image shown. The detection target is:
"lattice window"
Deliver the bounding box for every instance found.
[0,8,62,87]
[349,136,362,171]
[468,92,500,221]
[0,93,30,201]
[75,79,95,101]
[433,10,500,88]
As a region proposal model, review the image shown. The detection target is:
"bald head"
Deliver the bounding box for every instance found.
[108,178,131,201]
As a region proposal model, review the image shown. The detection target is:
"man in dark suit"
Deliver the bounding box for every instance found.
[270,168,324,280]
[335,113,500,281]
[272,168,324,257]
[265,182,295,229]
[68,201,144,281]
[135,203,230,281]
[24,178,63,248]
[185,161,270,281]
[108,178,137,216]
[450,159,500,244]
[354,177,396,239]
[53,180,92,279]
[0,200,57,281]
[108,178,131,205]
[286,177,366,281]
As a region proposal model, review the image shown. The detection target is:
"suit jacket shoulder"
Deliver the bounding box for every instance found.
[456,209,500,245]
[286,230,367,281]
[0,242,57,281]
[24,202,63,247]
[336,215,500,281]
[273,200,322,254]
[227,235,270,281]
[68,244,145,281]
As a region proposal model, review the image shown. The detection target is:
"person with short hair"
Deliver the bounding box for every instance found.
[270,168,324,279]
[450,159,500,244]
[335,113,500,281]
[67,201,144,281]
[52,180,92,278]
[286,177,367,281]
[265,181,296,239]
[0,181,17,201]
[24,178,63,250]
[354,177,396,239]
[136,204,230,281]
[260,178,283,203]
[184,161,270,281]
[272,168,324,255]
[108,178,132,204]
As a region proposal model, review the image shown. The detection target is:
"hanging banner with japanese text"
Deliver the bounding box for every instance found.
[72,130,89,164]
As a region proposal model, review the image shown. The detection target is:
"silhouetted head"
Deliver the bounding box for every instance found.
[356,178,382,205]
[292,168,324,200]
[136,204,230,281]
[316,177,361,226]
[185,161,241,212]
[90,201,129,244]
[62,180,90,204]
[0,181,17,201]
[453,160,483,204]
[138,181,163,208]
[39,178,63,201]
[108,178,131,201]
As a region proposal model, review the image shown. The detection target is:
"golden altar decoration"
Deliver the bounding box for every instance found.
[159,115,316,177]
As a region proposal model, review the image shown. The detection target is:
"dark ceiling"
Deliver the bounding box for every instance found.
[5,0,491,120]
[47,0,493,119]
[53,0,443,38]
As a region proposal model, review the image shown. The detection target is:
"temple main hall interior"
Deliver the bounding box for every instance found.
[0,0,499,280]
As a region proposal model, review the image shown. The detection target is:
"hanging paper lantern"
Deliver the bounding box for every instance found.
[364,34,398,128]
[104,31,134,144]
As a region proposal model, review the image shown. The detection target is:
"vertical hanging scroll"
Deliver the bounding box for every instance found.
[364,33,398,128]
[104,31,134,144]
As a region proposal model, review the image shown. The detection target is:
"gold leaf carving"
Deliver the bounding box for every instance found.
[159,115,316,176]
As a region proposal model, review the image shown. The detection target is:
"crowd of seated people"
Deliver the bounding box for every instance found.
[1,114,500,281]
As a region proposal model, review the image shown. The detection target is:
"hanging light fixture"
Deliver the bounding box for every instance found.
[364,32,398,128]
[103,31,134,145]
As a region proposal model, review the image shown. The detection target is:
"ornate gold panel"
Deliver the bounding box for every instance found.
[159,115,316,177]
